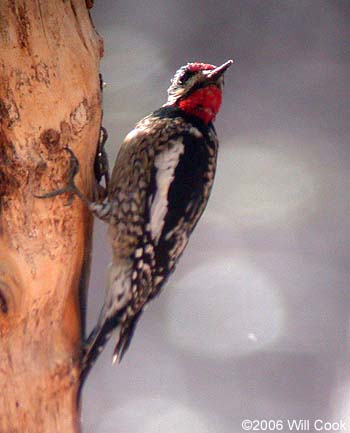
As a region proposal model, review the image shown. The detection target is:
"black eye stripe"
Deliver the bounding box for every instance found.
[179,70,195,84]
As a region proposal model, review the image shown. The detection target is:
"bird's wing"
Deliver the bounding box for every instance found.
[146,127,218,279]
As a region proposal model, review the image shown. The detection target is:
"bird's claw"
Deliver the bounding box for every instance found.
[94,126,110,194]
[35,147,82,204]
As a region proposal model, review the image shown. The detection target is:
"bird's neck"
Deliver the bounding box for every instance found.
[176,85,222,124]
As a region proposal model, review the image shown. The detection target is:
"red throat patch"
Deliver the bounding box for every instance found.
[178,85,222,124]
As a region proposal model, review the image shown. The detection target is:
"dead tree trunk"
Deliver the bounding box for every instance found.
[0,1,102,432]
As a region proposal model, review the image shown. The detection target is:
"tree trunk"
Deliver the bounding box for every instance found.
[0,1,102,432]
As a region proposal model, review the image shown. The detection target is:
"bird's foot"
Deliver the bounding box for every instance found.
[94,126,109,198]
[35,147,90,206]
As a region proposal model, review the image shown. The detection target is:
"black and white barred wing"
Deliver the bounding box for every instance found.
[146,127,218,293]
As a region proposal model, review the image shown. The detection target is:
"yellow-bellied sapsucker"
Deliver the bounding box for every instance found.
[38,60,232,376]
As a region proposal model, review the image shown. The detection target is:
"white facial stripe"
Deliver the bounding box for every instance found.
[150,139,185,243]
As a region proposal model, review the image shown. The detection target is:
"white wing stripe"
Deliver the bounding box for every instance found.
[150,139,184,243]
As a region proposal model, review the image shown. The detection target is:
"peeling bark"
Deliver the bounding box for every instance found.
[0,1,102,432]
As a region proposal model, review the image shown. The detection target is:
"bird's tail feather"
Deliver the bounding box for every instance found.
[80,308,143,381]
[81,314,121,380]
[112,309,142,364]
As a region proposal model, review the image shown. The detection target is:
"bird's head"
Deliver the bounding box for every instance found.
[165,60,233,124]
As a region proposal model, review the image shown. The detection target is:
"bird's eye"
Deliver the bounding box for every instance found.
[179,70,195,84]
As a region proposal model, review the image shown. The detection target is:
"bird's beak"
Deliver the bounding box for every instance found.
[206,59,234,80]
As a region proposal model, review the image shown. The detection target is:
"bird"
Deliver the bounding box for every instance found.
[37,59,233,376]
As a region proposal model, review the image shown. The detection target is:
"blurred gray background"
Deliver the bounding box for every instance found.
[83,1,350,432]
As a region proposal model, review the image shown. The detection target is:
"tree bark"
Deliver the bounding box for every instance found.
[0,1,102,432]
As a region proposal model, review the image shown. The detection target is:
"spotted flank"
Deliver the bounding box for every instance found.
[135,248,143,258]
